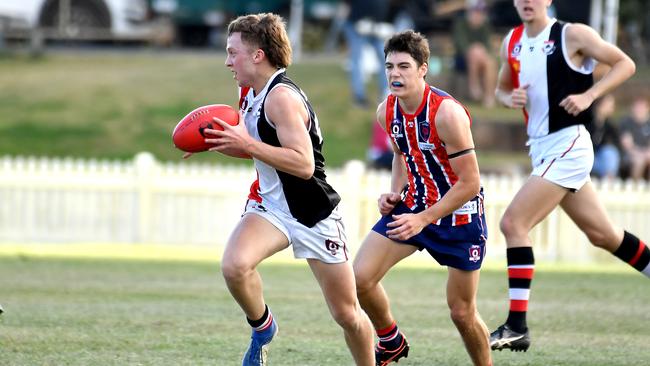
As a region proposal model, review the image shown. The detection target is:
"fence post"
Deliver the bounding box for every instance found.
[134,152,157,244]
[342,160,366,246]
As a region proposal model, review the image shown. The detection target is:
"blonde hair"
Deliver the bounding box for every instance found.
[227,13,292,69]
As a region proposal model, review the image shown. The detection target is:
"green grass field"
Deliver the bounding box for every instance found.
[1,249,648,366]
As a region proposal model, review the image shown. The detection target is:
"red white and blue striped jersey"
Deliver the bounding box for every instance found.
[385,85,479,226]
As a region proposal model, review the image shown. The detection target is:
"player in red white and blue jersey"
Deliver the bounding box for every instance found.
[353,30,492,366]
[489,0,650,354]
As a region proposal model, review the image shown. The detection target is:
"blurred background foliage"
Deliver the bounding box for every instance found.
[1,0,649,173]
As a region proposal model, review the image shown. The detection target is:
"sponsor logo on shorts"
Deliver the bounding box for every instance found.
[454,200,478,215]
[325,239,340,256]
[469,245,482,263]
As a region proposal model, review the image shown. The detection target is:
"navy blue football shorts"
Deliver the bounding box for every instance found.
[372,200,488,271]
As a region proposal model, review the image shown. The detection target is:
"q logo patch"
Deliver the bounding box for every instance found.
[469,245,482,263]
[391,119,403,138]
[325,239,340,256]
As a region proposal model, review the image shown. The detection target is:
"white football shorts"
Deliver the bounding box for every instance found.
[243,200,349,264]
[528,124,594,191]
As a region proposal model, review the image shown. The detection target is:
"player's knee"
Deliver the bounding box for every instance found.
[499,214,521,238]
[353,269,375,295]
[584,228,617,250]
[448,301,475,329]
[221,258,254,284]
[330,305,361,331]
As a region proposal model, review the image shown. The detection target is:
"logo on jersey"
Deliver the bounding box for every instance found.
[252,203,267,212]
[469,245,482,263]
[511,43,521,58]
[418,120,430,142]
[542,40,556,55]
[325,239,340,256]
[240,98,249,112]
[390,119,404,138]
[417,120,436,150]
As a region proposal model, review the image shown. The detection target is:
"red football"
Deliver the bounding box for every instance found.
[172,104,239,153]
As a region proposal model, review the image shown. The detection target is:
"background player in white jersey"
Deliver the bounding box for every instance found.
[193,13,374,366]
[353,30,492,366]
[490,0,650,352]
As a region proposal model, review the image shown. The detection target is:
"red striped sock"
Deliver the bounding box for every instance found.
[508,265,534,312]
[376,321,403,349]
[505,247,534,333]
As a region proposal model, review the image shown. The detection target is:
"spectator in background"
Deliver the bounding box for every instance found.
[367,122,393,170]
[342,0,392,108]
[620,96,650,180]
[390,0,438,33]
[588,95,621,179]
[452,0,496,107]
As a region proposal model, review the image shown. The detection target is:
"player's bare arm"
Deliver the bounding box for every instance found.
[420,100,480,220]
[495,35,529,109]
[386,100,480,240]
[211,86,315,179]
[376,100,406,216]
[560,23,636,116]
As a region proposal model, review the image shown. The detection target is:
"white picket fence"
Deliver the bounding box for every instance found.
[1,152,649,263]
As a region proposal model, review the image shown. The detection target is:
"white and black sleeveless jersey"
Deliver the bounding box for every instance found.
[239,69,340,228]
[506,19,595,138]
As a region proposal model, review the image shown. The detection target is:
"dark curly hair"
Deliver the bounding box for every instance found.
[384,30,430,67]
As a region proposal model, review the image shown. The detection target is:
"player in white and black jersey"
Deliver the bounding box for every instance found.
[194,13,375,366]
[489,0,650,353]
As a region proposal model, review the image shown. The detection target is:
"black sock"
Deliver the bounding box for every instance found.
[247,304,269,329]
[613,231,650,277]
